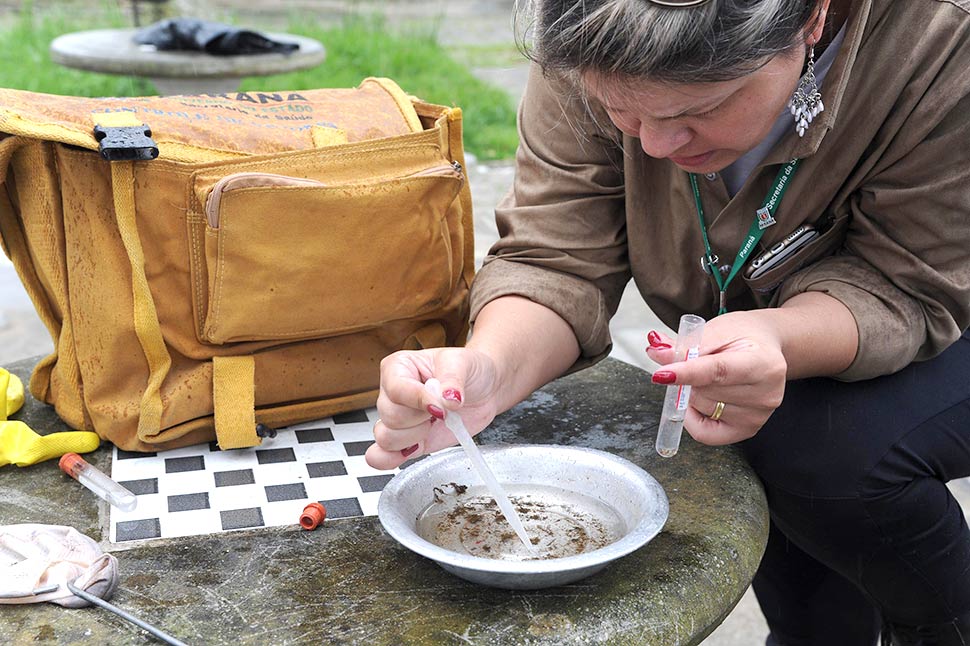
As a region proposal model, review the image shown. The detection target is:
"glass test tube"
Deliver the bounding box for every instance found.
[656,314,706,458]
[59,452,138,512]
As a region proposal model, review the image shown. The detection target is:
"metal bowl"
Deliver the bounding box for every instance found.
[378,444,669,589]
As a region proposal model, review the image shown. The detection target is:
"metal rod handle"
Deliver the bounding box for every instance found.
[66,580,189,646]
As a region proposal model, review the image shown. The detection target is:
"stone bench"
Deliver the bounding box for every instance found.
[0,356,768,645]
[50,28,325,95]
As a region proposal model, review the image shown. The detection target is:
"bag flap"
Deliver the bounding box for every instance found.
[0,77,427,162]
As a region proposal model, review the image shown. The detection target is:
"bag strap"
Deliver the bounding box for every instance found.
[212,355,258,449]
[109,159,173,440]
[96,109,173,439]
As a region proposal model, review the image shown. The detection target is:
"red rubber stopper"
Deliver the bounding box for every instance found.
[58,452,86,478]
[300,502,327,530]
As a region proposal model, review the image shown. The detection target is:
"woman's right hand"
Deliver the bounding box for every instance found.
[364,346,501,470]
[366,296,583,470]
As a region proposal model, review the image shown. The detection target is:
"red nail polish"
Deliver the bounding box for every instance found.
[427,404,445,420]
[647,331,672,350]
[652,370,677,385]
[442,388,462,403]
[401,444,419,458]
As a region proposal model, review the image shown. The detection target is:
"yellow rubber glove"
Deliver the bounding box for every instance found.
[1,368,24,420]
[0,368,100,467]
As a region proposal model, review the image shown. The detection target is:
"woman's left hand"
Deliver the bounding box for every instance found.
[646,311,789,445]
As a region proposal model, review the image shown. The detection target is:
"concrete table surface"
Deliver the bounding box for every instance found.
[0,356,767,646]
[49,28,325,95]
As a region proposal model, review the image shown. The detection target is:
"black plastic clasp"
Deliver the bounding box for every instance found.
[93,124,159,162]
[255,423,277,439]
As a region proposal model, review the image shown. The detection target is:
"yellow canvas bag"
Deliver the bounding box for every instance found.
[0,78,473,452]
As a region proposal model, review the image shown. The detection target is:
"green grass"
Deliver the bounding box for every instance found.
[0,4,153,97]
[0,7,519,159]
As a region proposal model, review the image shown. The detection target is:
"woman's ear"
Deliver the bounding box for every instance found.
[805,0,831,46]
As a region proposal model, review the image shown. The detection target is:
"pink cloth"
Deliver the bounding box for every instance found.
[0,524,118,607]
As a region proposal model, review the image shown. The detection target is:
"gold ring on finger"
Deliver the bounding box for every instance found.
[710,401,726,422]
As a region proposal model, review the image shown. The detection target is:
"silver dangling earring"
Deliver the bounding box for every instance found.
[789,45,824,137]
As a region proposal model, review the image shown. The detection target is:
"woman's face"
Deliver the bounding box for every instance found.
[583,47,806,174]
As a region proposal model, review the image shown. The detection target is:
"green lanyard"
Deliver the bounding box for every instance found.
[690,159,801,315]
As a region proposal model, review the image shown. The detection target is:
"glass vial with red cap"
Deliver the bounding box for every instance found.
[59,452,138,512]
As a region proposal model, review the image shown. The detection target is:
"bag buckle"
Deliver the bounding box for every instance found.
[93,125,159,162]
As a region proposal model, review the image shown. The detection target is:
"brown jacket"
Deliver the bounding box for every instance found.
[471,0,970,381]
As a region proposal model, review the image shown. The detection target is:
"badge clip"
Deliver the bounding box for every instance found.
[756,206,776,231]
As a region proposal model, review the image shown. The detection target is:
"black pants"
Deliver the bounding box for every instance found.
[741,331,970,645]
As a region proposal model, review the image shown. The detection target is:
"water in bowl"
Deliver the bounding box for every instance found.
[415,482,626,561]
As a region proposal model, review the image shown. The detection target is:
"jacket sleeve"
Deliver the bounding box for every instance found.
[777,87,970,381]
[469,65,629,370]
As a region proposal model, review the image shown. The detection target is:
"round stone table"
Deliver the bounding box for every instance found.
[0,356,767,645]
[50,28,325,95]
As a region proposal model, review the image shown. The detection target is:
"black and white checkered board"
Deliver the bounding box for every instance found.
[108,408,396,543]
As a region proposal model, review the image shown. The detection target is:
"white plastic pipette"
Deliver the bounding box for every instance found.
[424,378,536,553]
